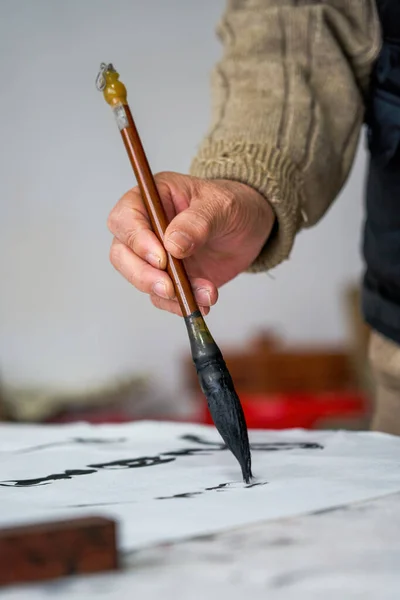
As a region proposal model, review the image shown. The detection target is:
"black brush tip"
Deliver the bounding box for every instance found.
[198,359,253,483]
[184,312,252,483]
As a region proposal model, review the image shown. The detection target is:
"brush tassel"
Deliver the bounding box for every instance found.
[184,311,253,483]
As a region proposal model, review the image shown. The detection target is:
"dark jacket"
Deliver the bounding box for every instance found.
[363,0,400,343]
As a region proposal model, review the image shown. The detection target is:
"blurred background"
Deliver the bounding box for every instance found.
[0,0,371,428]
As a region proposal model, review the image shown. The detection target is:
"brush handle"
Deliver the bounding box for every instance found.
[97,64,252,483]
[119,106,198,317]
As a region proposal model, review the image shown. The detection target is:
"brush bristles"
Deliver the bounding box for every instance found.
[197,358,253,484]
[184,311,252,483]
[196,353,252,483]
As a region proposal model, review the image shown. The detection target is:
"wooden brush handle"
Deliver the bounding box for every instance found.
[97,64,252,484]
[120,106,198,317]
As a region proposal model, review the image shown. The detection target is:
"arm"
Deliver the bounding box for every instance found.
[190,0,381,271]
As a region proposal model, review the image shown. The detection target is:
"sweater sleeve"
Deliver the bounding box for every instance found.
[190,0,381,271]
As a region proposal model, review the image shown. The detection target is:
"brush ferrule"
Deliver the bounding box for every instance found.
[184,311,218,362]
[184,311,228,400]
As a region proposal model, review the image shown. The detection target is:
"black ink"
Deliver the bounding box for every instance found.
[156,484,231,500]
[161,449,213,457]
[156,481,268,499]
[245,481,269,488]
[73,437,126,444]
[310,504,348,516]
[180,434,323,453]
[88,456,175,469]
[250,442,323,452]
[16,437,127,454]
[68,500,136,508]
[156,492,202,500]
[180,434,224,449]
[1,456,175,487]
[0,469,97,487]
[205,483,231,491]
[2,433,322,488]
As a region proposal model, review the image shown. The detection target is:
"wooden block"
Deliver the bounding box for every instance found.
[0,516,118,587]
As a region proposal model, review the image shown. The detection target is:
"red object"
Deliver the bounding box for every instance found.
[201,392,367,429]
[46,392,368,429]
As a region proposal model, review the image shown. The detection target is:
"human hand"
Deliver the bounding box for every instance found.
[107,172,275,316]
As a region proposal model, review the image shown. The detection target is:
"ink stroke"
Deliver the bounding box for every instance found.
[0,421,399,551]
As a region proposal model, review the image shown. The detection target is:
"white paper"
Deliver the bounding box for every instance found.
[1,421,400,552]
[2,493,400,600]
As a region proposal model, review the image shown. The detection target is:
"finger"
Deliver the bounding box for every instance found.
[150,294,210,317]
[163,185,233,259]
[110,239,175,299]
[107,187,167,269]
[191,278,219,307]
[110,238,219,308]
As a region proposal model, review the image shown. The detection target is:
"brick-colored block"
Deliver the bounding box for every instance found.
[0,516,119,587]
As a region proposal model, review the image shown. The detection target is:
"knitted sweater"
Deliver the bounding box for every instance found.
[190,0,381,272]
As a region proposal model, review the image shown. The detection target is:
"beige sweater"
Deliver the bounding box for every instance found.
[190,0,382,272]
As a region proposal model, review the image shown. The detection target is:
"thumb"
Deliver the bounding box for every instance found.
[164,194,226,259]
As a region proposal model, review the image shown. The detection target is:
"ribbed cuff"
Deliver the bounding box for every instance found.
[190,140,304,272]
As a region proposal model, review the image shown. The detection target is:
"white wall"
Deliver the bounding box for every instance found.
[0,0,366,396]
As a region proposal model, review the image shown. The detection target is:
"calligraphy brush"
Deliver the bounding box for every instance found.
[96,63,252,483]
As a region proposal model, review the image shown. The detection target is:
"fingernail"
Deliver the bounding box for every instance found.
[153,281,169,299]
[146,253,161,269]
[167,231,193,253]
[195,287,212,306]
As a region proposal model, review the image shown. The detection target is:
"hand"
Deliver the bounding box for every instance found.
[107,172,275,316]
